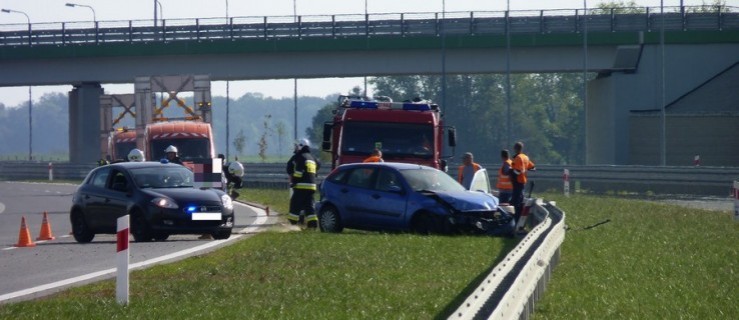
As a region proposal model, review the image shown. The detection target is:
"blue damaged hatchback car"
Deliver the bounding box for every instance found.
[316,162,514,235]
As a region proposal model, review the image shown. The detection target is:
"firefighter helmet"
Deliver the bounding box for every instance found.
[164,145,178,153]
[228,161,244,177]
[297,138,310,148]
[127,148,145,162]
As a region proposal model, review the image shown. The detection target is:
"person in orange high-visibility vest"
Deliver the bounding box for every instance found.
[363,149,384,163]
[496,149,513,203]
[510,142,536,226]
[457,152,482,190]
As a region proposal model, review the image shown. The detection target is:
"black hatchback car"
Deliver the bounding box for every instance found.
[70,162,234,243]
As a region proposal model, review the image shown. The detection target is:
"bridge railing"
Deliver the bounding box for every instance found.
[1,6,736,47]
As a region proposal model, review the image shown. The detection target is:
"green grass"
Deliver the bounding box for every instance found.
[533,194,739,319]
[2,190,736,319]
[0,232,514,319]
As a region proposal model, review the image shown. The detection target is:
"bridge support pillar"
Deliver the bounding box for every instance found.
[69,82,104,164]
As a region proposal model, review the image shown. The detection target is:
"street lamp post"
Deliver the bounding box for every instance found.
[505,0,512,148]
[225,0,230,159]
[582,0,588,164]
[1,8,32,160]
[441,0,446,112]
[154,0,163,27]
[65,3,96,22]
[293,0,298,141]
[364,0,368,97]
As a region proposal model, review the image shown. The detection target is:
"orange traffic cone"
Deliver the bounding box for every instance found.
[15,216,37,248]
[37,211,56,241]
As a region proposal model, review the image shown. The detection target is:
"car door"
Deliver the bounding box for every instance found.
[469,168,491,194]
[360,168,408,229]
[338,167,378,227]
[82,167,112,230]
[98,169,133,232]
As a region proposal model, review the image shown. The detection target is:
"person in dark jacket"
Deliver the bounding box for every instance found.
[164,145,183,165]
[286,138,320,228]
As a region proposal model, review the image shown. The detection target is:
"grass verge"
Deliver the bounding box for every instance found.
[2,190,736,318]
[533,194,738,319]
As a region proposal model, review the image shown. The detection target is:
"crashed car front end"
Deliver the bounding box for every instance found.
[420,191,516,236]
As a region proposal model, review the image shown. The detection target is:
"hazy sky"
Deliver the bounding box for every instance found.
[0,0,731,106]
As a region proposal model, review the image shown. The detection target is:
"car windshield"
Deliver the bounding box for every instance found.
[130,166,195,188]
[399,168,465,192]
[341,122,434,159]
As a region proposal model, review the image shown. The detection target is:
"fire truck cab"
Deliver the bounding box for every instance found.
[145,121,215,163]
[322,96,456,171]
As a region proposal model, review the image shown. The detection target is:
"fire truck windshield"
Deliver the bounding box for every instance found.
[151,139,210,162]
[341,122,434,159]
[115,142,136,161]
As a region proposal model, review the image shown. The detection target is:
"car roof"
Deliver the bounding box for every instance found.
[105,161,187,170]
[337,162,434,170]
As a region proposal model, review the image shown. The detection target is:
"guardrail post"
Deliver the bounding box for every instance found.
[646,7,651,32]
[116,215,130,305]
[540,10,545,34]
[263,16,268,39]
[563,169,569,197]
[27,23,31,46]
[365,13,369,37]
[229,17,234,40]
[62,22,66,45]
[298,16,302,39]
[95,21,99,44]
[196,18,200,41]
[128,20,133,43]
[162,19,166,41]
[400,13,405,37]
[435,12,440,36]
[610,8,615,32]
[332,15,336,38]
[48,162,53,181]
[469,12,474,35]
[717,6,722,31]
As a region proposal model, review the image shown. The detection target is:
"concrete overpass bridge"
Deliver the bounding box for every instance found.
[1,5,737,164]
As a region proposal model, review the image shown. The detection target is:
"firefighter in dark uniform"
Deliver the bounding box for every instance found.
[286,138,320,228]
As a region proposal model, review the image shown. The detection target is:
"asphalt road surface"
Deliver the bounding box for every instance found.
[0,181,280,303]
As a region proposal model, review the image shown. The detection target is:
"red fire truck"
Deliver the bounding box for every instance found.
[321,96,456,171]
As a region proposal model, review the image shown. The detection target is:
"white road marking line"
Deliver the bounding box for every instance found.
[0,201,268,303]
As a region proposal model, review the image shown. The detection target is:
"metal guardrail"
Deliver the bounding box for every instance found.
[451,200,565,319]
[1,6,737,47]
[1,161,737,197]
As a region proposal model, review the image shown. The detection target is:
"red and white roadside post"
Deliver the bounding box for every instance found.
[116,215,130,305]
[693,155,701,166]
[48,162,53,181]
[733,181,739,223]
[563,169,570,197]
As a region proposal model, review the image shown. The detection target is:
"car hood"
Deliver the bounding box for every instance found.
[142,187,223,203]
[429,191,499,212]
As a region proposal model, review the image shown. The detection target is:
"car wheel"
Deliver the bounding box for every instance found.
[71,209,94,243]
[153,232,169,241]
[130,210,153,242]
[318,204,343,233]
[212,229,232,240]
[411,212,435,235]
